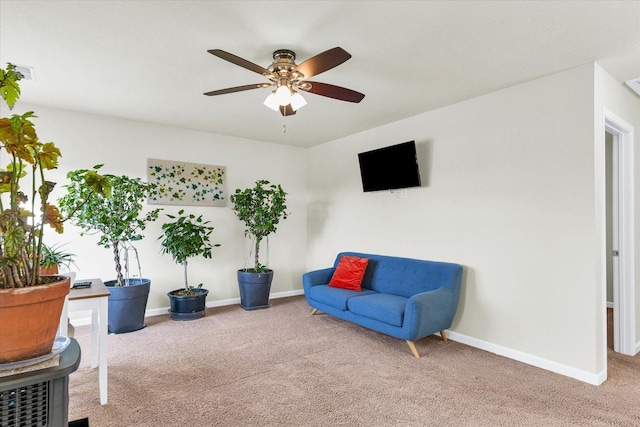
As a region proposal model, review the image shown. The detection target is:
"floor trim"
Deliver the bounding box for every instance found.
[444,330,605,386]
[70,289,305,326]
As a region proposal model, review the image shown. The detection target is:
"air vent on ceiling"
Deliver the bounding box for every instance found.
[625,77,640,97]
[14,64,36,81]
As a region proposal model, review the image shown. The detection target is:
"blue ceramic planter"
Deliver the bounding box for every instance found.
[104,278,151,334]
[167,288,209,321]
[237,269,273,310]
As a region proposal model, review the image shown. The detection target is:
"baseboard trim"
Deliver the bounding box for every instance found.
[70,289,306,327]
[443,330,605,386]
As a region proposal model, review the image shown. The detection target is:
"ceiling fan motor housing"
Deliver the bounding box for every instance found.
[273,49,296,61]
[268,49,303,81]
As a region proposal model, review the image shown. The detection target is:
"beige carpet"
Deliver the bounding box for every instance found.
[68,296,640,426]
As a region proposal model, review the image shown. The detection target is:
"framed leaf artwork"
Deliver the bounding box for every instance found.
[147,158,226,206]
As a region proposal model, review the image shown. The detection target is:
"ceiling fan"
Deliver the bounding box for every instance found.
[204,47,365,116]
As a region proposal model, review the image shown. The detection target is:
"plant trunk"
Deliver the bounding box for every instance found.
[22,252,32,286]
[1,265,18,288]
[183,260,189,290]
[11,264,23,288]
[254,237,261,271]
[113,240,124,286]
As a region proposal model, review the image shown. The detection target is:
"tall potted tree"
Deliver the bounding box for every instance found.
[0,64,106,363]
[58,165,161,333]
[158,209,220,320]
[230,180,288,310]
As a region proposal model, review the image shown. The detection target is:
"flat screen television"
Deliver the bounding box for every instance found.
[357,140,421,192]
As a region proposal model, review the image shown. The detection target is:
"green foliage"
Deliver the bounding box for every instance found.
[159,210,216,265]
[158,209,220,293]
[0,63,104,288]
[58,165,160,286]
[0,63,22,109]
[40,242,78,270]
[230,180,288,273]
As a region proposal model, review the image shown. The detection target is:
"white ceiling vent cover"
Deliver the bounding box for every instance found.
[625,77,640,96]
[14,65,35,81]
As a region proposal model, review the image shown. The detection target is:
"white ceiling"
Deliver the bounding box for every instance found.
[1,1,639,148]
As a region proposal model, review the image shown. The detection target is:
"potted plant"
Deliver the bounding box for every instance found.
[230,179,288,310]
[58,165,161,333]
[0,63,106,363]
[40,242,78,275]
[158,209,220,320]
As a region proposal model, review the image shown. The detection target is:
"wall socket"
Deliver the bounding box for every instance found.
[392,189,407,199]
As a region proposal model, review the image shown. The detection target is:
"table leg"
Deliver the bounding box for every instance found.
[99,296,108,405]
[58,297,69,338]
[90,307,99,368]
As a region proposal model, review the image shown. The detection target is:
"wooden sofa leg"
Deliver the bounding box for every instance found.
[406,340,420,359]
[310,308,319,315]
[440,330,448,341]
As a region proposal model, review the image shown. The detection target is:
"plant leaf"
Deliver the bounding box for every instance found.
[42,203,64,233]
[0,64,23,109]
[2,223,24,258]
[38,142,61,170]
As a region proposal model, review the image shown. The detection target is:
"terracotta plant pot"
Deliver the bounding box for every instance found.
[0,276,70,363]
[39,264,59,275]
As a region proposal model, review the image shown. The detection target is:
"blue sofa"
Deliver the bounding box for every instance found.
[302,252,463,358]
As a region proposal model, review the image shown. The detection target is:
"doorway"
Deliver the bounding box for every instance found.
[605,131,618,351]
[603,110,635,356]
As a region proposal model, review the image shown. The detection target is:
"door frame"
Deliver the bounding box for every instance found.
[603,108,635,356]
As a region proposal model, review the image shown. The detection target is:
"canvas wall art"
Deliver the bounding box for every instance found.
[147,158,226,206]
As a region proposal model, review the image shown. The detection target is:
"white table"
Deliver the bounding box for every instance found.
[59,278,110,405]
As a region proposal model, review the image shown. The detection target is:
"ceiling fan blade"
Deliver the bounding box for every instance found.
[300,81,365,103]
[203,83,271,96]
[293,47,351,79]
[208,49,270,75]
[279,104,296,116]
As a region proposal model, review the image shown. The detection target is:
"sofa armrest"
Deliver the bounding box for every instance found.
[404,287,458,340]
[302,267,335,294]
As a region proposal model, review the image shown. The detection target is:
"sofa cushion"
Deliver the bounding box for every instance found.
[347,293,408,327]
[328,255,369,291]
[308,285,377,311]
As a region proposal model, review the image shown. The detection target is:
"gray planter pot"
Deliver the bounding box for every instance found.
[167,288,209,321]
[237,269,273,310]
[104,278,151,334]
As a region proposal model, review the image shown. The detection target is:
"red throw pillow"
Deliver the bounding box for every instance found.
[328,255,369,291]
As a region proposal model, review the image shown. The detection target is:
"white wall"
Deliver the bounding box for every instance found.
[12,104,308,310]
[307,64,605,381]
[8,62,638,384]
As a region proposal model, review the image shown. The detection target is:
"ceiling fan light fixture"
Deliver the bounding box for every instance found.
[263,92,280,111]
[275,85,292,105]
[290,91,307,111]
